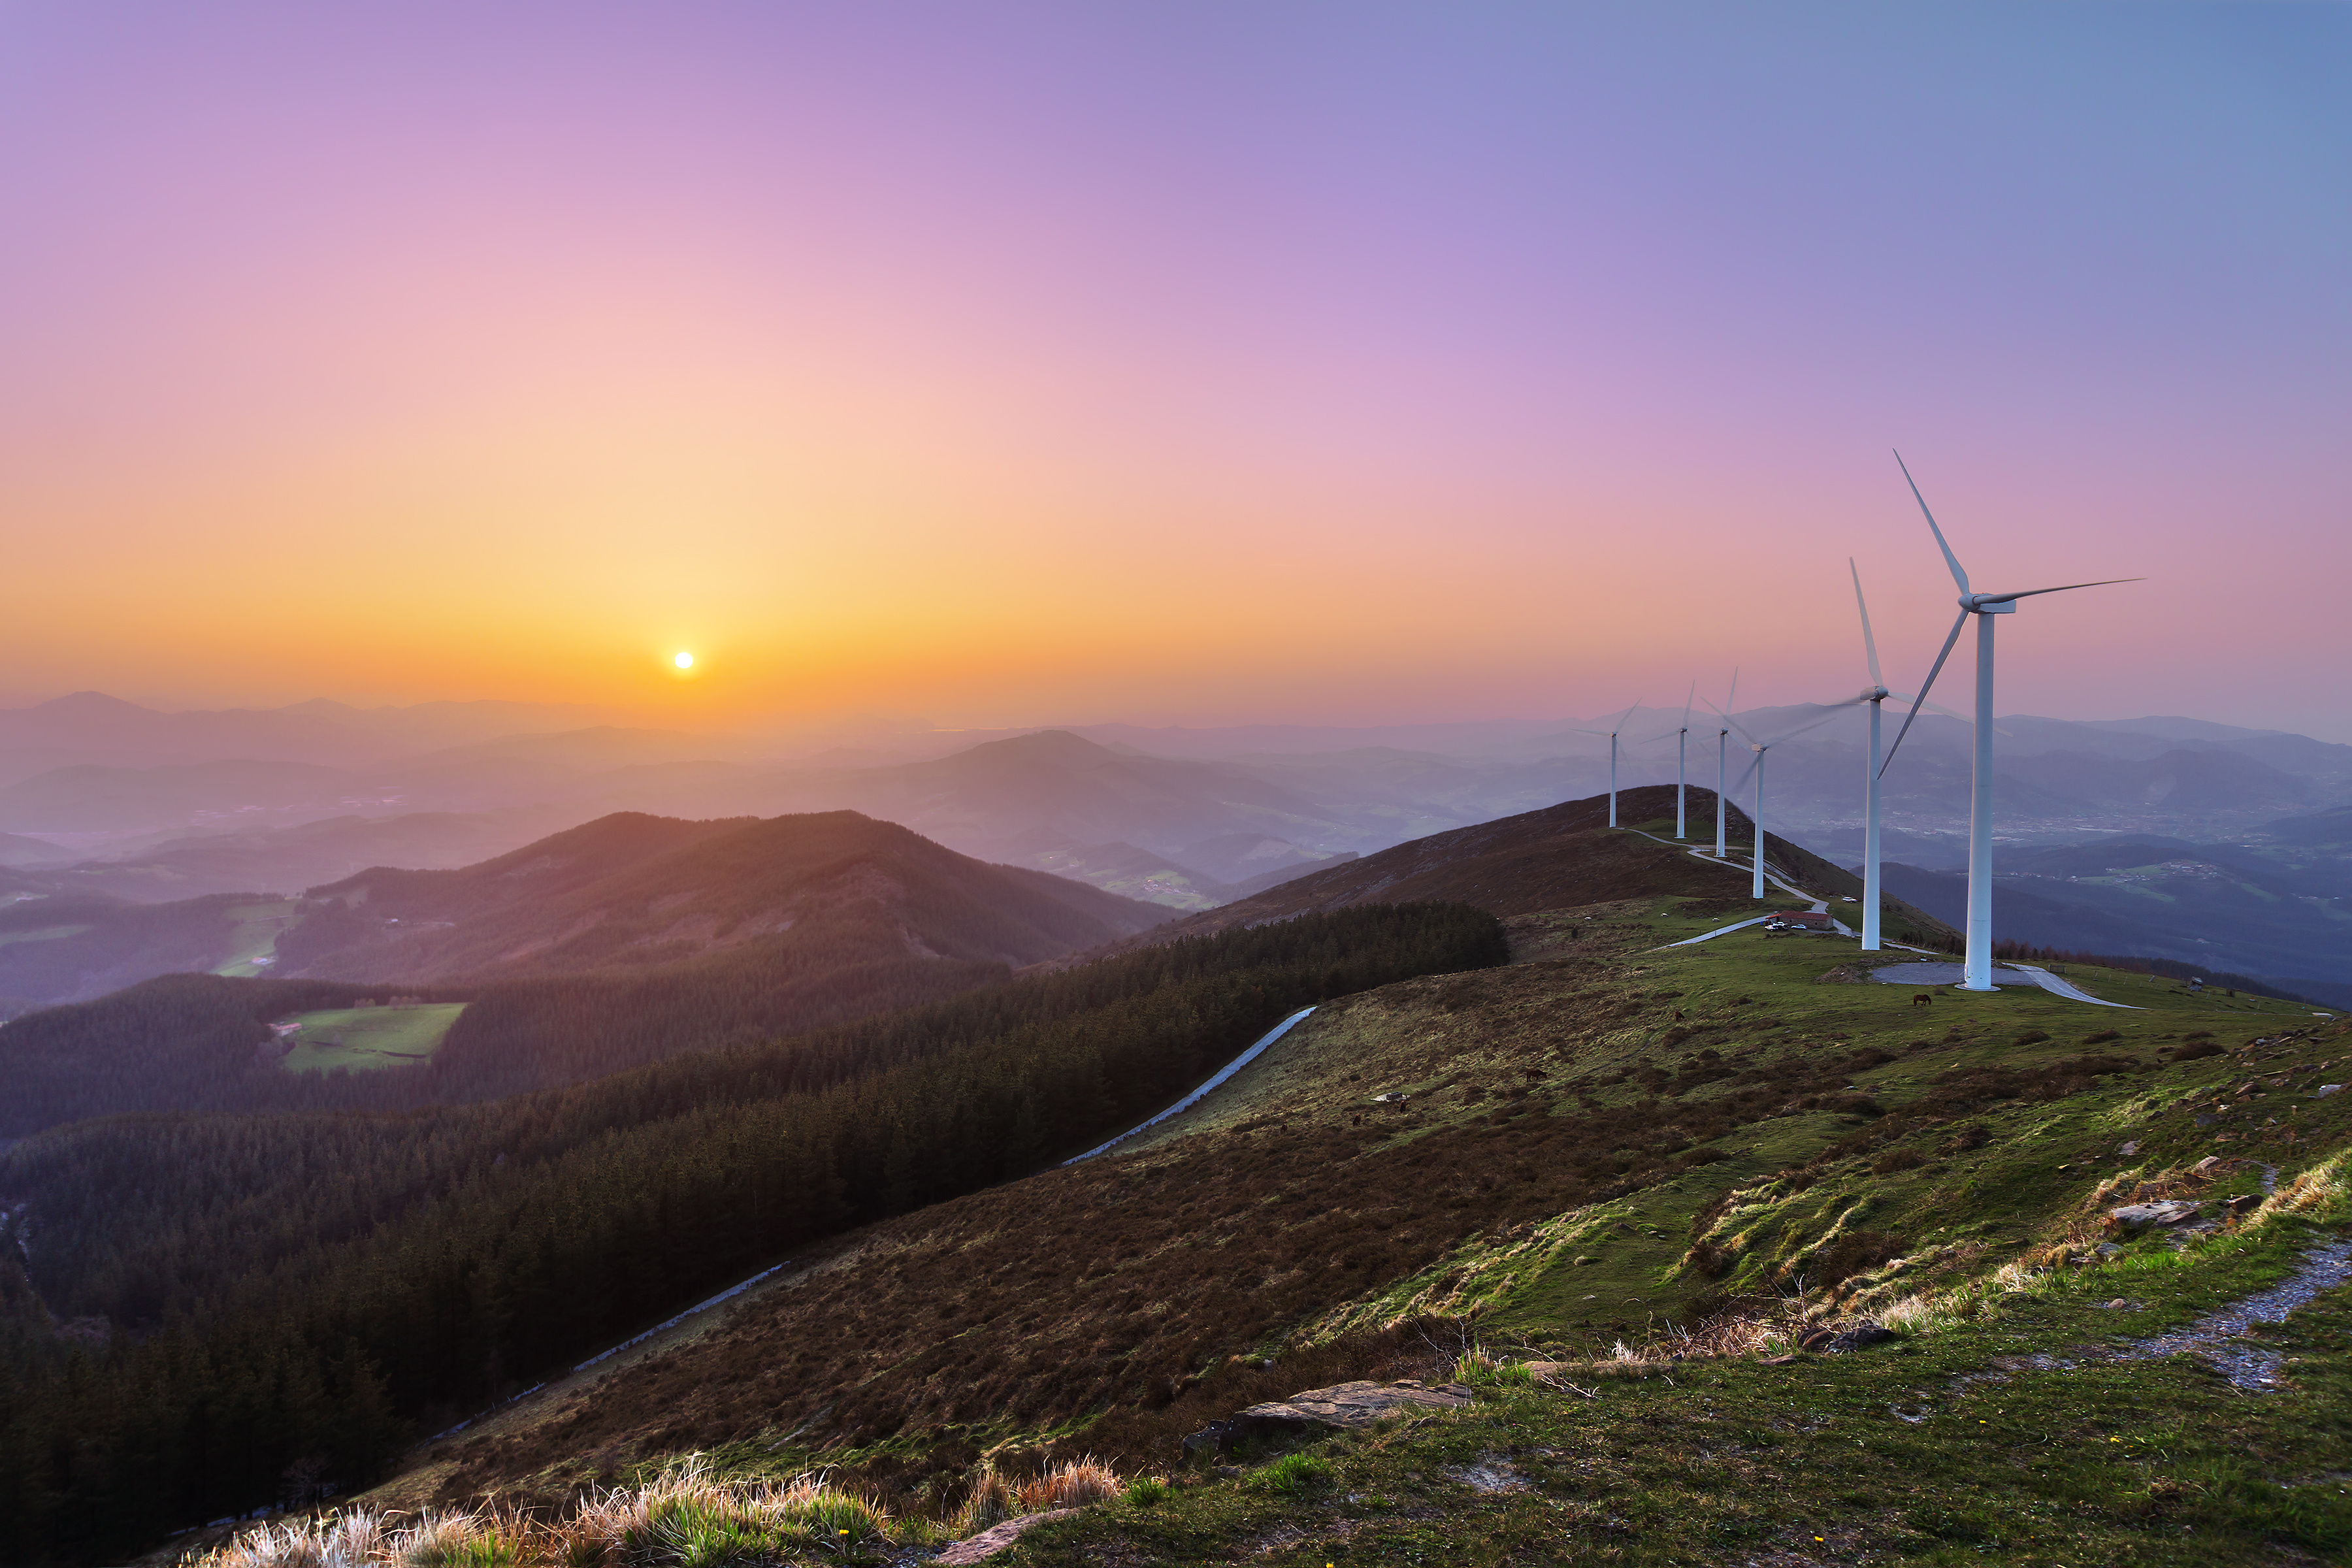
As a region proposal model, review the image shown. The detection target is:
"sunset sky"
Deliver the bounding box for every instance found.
[4,3,2346,737]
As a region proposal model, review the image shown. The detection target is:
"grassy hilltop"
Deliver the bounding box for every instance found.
[172,792,2352,1565]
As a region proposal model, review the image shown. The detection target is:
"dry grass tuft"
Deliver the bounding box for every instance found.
[1017,1457,1124,1512]
[949,1463,1019,1537]
[2259,1152,2349,1220]
[184,1459,921,1568]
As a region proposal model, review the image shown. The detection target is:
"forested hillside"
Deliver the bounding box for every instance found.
[0,811,1170,1134]
[0,902,1504,1561]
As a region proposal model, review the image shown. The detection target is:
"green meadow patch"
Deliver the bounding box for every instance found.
[278,1002,465,1072]
[212,898,299,977]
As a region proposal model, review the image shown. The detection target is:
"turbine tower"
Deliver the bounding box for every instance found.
[1852,559,1888,947]
[1647,683,1697,839]
[1849,559,1975,951]
[1712,671,1738,858]
[1880,452,2141,990]
[1714,698,1857,899]
[1574,699,1643,828]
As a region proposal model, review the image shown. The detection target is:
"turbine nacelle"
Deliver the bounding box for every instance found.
[1962,595,2017,614]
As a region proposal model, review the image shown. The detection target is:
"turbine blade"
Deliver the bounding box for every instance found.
[1882,607,1970,776]
[1980,577,2146,603]
[1893,449,1969,596]
[1618,697,1644,733]
[1887,690,1977,727]
[1849,557,1883,688]
[1764,698,1866,746]
[1702,696,1759,745]
[1680,680,1695,730]
[1725,667,1739,716]
[1729,750,1763,800]
[1887,689,2017,738]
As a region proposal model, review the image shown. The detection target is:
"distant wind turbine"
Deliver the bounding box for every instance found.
[1647,683,1697,840]
[1712,671,1739,858]
[1880,452,2142,989]
[1848,560,1974,951]
[1712,697,1857,900]
[1574,698,1644,828]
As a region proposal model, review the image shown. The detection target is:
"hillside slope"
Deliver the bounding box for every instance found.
[276,809,1163,983]
[0,890,295,1007]
[323,804,2352,1568]
[1070,784,1952,955]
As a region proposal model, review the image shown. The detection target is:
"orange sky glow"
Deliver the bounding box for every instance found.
[5,5,2345,737]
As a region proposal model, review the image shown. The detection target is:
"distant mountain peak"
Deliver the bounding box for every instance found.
[973,729,1115,759]
[33,691,158,717]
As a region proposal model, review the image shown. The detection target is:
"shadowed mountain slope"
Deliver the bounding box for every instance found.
[0,891,295,1009]
[276,809,1163,985]
[0,813,1170,1130]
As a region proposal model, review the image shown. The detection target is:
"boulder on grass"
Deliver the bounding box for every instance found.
[1182,1379,1469,1456]
[2106,1200,2200,1233]
[938,1509,1078,1565]
[1796,1319,1897,1354]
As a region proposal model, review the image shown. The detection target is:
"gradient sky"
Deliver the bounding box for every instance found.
[3,3,2346,736]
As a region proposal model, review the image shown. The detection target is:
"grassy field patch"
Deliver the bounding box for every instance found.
[278,1003,465,1072]
[213,898,299,977]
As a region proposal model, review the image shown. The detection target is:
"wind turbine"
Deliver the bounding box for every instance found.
[1573,698,1643,828]
[1880,452,2141,990]
[1711,698,1857,900]
[1848,561,1976,951]
[1646,683,1697,839]
[1712,671,1739,858]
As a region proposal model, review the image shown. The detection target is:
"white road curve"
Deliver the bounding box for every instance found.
[1664,915,1774,947]
[1868,960,2138,1009]
[2006,962,2141,1009]
[1063,1005,1318,1165]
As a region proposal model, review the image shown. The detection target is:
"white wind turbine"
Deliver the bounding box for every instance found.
[1710,697,1858,900]
[1646,683,1698,839]
[1848,559,1976,951]
[1573,698,1644,828]
[1711,671,1739,858]
[1880,452,2141,989]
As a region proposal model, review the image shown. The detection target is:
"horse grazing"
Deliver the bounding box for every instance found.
[1911,992,1934,1009]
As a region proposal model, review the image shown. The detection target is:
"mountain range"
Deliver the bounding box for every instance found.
[1,692,2345,1008]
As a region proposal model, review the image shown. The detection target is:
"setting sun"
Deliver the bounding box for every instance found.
[674,651,694,670]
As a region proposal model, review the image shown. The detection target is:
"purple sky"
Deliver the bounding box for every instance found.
[3,3,2346,735]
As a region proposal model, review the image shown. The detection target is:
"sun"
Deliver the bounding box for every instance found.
[673,651,694,670]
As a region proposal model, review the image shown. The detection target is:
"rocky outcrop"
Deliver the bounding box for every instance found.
[1797,1320,1897,1354]
[1181,1379,1470,1456]
[2106,1199,2202,1233]
[936,1509,1079,1564]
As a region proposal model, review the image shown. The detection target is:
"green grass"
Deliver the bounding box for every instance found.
[213,898,299,977]
[354,827,2348,1560]
[976,861,2352,1563]
[278,1003,466,1072]
[1009,1214,2352,1566]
